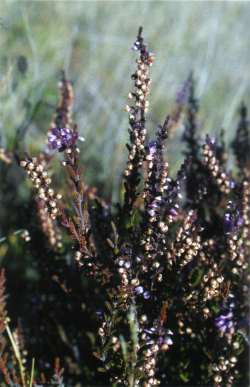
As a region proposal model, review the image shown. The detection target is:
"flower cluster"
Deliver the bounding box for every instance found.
[48,127,78,152]
[241,179,250,248]
[211,294,242,386]
[46,72,76,154]
[123,26,154,213]
[139,315,174,387]
[215,308,235,336]
[20,157,61,220]
[37,199,62,249]
[203,135,233,194]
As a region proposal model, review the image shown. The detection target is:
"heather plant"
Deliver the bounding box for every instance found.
[0,27,249,387]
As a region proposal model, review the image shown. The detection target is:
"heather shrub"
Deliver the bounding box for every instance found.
[0,27,249,387]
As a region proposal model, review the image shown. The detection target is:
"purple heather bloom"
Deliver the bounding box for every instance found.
[224,210,243,235]
[205,135,217,151]
[236,215,244,228]
[224,213,234,234]
[215,295,235,335]
[148,141,157,153]
[124,261,131,269]
[145,324,174,347]
[96,308,104,318]
[135,286,144,295]
[229,180,236,189]
[169,207,178,218]
[157,336,165,345]
[143,291,151,300]
[48,127,78,152]
[148,209,156,217]
[165,336,173,346]
[145,327,156,334]
[149,201,159,209]
[132,40,140,51]
[146,141,158,160]
[215,312,234,334]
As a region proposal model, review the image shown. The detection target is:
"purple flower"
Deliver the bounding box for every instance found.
[157,334,173,346]
[149,201,159,210]
[205,135,217,150]
[96,308,104,318]
[145,327,156,334]
[157,336,165,345]
[169,207,178,218]
[215,311,235,334]
[48,127,78,152]
[163,336,173,346]
[148,209,156,217]
[229,180,236,189]
[145,324,174,348]
[146,141,158,160]
[124,261,131,269]
[143,291,151,300]
[236,215,244,228]
[148,141,157,153]
[224,213,235,234]
[132,39,141,51]
[215,295,235,335]
[134,286,144,295]
[224,210,243,235]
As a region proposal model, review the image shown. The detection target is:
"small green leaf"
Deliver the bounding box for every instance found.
[180,371,189,382]
[97,367,107,373]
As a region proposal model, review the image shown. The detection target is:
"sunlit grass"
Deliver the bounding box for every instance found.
[0,1,249,198]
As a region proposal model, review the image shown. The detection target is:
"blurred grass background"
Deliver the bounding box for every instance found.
[0,1,250,199]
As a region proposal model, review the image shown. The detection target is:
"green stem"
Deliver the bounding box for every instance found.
[5,323,27,387]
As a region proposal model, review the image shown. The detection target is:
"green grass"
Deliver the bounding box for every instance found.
[0,1,249,198]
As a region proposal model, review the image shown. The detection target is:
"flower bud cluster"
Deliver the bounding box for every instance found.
[116,252,133,305]
[124,27,154,212]
[212,355,239,387]
[167,210,201,267]
[242,180,250,248]
[142,119,172,261]
[202,265,224,301]
[215,294,236,336]
[20,229,31,242]
[37,199,62,249]
[20,158,61,220]
[144,121,169,206]
[227,233,247,269]
[203,135,233,194]
[224,202,248,272]
[140,317,173,387]
[212,295,241,387]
